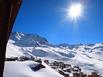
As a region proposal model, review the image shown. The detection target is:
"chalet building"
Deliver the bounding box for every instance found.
[88,72,100,77]
[5,57,18,61]
[64,64,71,68]
[18,56,31,61]
[73,73,80,77]
[63,68,72,73]
[43,60,101,77]
[44,60,49,64]
[64,74,69,77]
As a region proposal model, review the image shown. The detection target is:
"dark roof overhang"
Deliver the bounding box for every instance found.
[0,0,22,77]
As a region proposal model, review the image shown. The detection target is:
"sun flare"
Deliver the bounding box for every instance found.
[68,3,83,20]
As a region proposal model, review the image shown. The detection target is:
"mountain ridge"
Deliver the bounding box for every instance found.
[10,32,103,47]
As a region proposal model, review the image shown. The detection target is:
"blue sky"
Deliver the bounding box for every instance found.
[13,0,103,44]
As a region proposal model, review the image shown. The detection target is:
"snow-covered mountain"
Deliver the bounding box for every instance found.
[10,32,48,47]
[6,32,103,76]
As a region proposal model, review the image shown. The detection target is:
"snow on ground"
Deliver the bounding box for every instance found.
[4,61,63,77]
[6,40,103,75]
[6,40,25,58]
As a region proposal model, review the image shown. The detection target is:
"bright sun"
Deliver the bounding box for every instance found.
[68,3,83,20]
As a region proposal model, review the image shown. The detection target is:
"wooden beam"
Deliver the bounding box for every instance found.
[0,0,22,77]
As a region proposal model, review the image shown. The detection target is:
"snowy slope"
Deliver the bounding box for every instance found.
[5,32,103,75]
[4,61,63,77]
